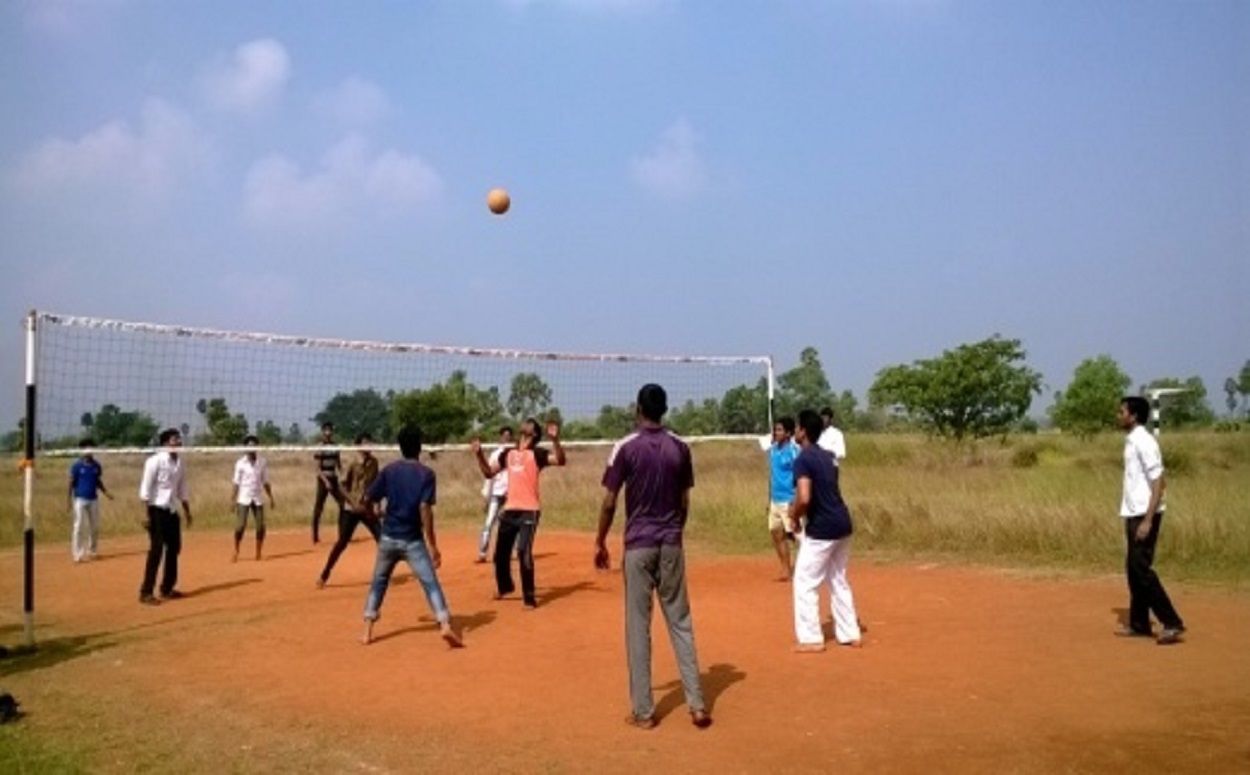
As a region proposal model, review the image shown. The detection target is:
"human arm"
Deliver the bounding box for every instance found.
[788,476,812,533]
[97,473,113,500]
[470,437,500,478]
[265,482,275,509]
[1136,474,1166,542]
[421,503,441,569]
[547,423,566,466]
[177,467,192,526]
[67,467,74,510]
[594,487,619,570]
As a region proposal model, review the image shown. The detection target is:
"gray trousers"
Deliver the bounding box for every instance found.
[623,545,706,719]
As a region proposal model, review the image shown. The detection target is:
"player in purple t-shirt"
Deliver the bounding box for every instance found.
[594,383,711,731]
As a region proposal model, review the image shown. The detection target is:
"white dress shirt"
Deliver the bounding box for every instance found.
[1121,425,1165,517]
[139,451,189,510]
[233,455,269,506]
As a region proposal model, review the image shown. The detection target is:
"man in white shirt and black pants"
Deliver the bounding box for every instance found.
[232,435,275,563]
[139,428,193,605]
[817,407,846,464]
[1116,396,1184,645]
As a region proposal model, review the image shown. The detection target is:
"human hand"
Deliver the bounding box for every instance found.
[546,423,560,441]
[594,543,610,570]
[1134,519,1151,542]
[468,437,482,455]
[430,546,442,569]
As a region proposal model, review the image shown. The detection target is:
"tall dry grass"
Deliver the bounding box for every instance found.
[2,431,1247,582]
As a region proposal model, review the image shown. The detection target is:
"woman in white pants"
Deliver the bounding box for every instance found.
[788,409,860,652]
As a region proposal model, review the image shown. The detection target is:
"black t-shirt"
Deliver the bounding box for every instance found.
[793,445,852,540]
[316,444,341,477]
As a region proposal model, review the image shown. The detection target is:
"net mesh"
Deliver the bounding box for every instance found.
[33,312,772,452]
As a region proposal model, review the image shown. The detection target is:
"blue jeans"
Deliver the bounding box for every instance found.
[363,537,450,624]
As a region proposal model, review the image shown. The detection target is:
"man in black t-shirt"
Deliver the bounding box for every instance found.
[311,421,343,544]
[789,409,861,652]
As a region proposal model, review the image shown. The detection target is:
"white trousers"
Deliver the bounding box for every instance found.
[72,497,100,561]
[793,534,860,646]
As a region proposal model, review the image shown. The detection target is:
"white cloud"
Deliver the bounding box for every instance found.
[10,98,213,204]
[202,38,290,114]
[243,135,442,231]
[312,77,392,127]
[630,118,707,200]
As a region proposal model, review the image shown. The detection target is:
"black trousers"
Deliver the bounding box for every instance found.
[141,506,181,597]
[311,476,341,542]
[319,508,380,582]
[1125,513,1184,632]
[495,510,539,605]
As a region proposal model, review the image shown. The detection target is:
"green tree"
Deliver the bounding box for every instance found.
[446,370,508,430]
[254,419,283,445]
[283,423,305,444]
[507,372,553,421]
[1142,377,1216,428]
[90,404,159,447]
[669,398,722,436]
[1224,378,1240,416]
[595,403,635,438]
[313,388,392,441]
[196,397,249,445]
[869,335,1043,441]
[776,347,834,418]
[720,379,769,434]
[391,382,472,443]
[2,419,23,452]
[1049,355,1132,438]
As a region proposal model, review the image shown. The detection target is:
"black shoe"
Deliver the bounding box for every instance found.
[139,594,161,606]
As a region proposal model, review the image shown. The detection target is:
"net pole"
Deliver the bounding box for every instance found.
[22,309,38,648]
[766,358,776,431]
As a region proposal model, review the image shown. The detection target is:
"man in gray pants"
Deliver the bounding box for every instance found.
[594,383,711,730]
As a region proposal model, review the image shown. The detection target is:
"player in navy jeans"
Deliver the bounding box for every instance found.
[360,424,463,648]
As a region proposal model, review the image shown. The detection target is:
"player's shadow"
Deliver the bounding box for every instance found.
[653,662,746,721]
[182,578,262,598]
[0,632,119,677]
[537,580,599,608]
[262,549,317,561]
[1111,607,1131,627]
[370,609,497,644]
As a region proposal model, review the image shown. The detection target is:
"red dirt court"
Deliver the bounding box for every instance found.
[2,527,1249,773]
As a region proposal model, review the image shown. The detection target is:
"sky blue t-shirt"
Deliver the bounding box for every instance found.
[70,458,103,501]
[366,459,437,542]
[769,441,799,503]
[793,445,852,541]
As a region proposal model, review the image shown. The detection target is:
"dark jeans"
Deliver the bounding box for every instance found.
[311,476,341,542]
[320,508,380,582]
[1125,513,1184,632]
[495,510,539,605]
[140,506,181,597]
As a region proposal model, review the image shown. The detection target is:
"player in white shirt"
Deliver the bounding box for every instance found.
[816,407,847,464]
[138,428,193,605]
[476,426,513,563]
[232,435,276,563]
[1115,396,1184,644]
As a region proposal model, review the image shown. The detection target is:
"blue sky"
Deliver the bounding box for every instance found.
[1,0,1246,429]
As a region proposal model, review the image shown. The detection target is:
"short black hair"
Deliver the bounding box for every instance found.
[776,416,795,435]
[243,434,259,445]
[396,425,422,458]
[159,428,181,445]
[499,425,514,437]
[798,409,823,443]
[820,407,835,420]
[321,421,334,431]
[1122,396,1150,425]
[355,432,372,445]
[79,437,95,448]
[637,383,668,422]
[524,417,542,447]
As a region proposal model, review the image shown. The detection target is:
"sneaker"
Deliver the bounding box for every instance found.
[625,714,657,730]
[1157,627,1186,645]
[139,595,161,606]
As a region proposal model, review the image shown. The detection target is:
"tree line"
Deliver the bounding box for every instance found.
[4,344,1245,451]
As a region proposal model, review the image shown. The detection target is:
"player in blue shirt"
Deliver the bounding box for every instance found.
[68,438,113,562]
[767,417,800,580]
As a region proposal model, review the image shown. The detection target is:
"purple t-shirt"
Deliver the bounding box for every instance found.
[602,425,694,550]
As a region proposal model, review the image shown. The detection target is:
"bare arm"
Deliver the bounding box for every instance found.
[470,438,499,478]
[1136,474,1166,541]
[594,487,620,569]
[788,476,812,532]
[547,423,566,466]
[264,482,275,509]
[421,503,441,568]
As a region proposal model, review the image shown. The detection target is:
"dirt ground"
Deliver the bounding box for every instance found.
[2,527,1248,773]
